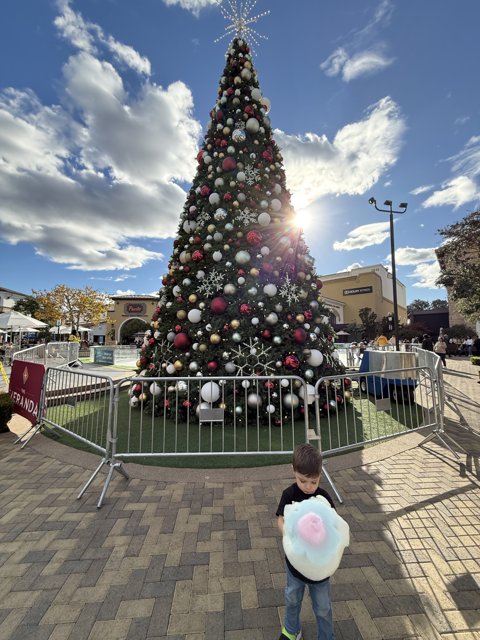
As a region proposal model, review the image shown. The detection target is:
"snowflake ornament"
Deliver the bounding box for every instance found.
[231,338,276,376]
[244,163,261,186]
[195,212,211,228]
[235,208,258,227]
[197,269,225,297]
[279,274,300,304]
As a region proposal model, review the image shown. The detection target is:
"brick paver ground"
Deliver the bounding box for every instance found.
[1,357,479,639]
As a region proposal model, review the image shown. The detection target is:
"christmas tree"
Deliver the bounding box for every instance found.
[133,33,344,419]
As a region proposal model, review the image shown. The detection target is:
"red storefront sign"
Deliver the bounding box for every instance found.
[9,361,45,425]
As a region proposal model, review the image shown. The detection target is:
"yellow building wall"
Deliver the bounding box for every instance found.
[320,272,407,325]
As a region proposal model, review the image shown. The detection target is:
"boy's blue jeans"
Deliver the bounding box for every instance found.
[284,564,334,640]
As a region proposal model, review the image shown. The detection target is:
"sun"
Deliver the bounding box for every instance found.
[293,209,311,230]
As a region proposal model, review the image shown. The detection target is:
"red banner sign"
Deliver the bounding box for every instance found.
[9,361,45,425]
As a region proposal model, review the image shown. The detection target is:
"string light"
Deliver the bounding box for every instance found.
[214,0,270,50]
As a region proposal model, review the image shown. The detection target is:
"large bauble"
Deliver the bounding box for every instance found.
[201,381,221,403]
[246,117,260,133]
[263,283,277,297]
[222,156,237,172]
[235,250,251,265]
[307,349,324,367]
[209,192,220,205]
[188,309,202,324]
[232,128,246,143]
[247,393,262,408]
[257,212,271,227]
[174,333,191,350]
[266,312,278,325]
[211,297,228,314]
[293,328,307,344]
[251,87,262,101]
[283,393,299,409]
[298,384,316,404]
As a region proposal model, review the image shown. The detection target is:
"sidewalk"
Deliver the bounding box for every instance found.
[0,358,479,639]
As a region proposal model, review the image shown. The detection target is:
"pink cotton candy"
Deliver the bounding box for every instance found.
[297,512,326,546]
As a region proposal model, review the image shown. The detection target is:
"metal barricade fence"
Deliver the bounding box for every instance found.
[12,342,80,367]
[111,375,310,460]
[313,365,439,459]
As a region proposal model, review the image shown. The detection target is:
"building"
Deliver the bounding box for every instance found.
[319,264,407,327]
[0,287,29,313]
[407,308,449,338]
[107,295,158,344]
[435,246,478,332]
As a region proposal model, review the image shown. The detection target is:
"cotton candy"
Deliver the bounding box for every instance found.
[283,495,350,581]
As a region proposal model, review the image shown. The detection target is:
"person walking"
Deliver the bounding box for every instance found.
[433,337,447,367]
[421,334,434,351]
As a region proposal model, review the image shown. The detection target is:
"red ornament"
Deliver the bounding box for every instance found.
[240,303,251,315]
[262,149,273,162]
[207,361,218,372]
[237,269,245,276]
[262,329,272,340]
[149,338,156,345]
[227,87,234,95]
[262,262,274,274]
[246,230,262,246]
[220,139,228,148]
[192,250,204,262]
[222,157,237,172]
[174,333,192,350]
[175,325,182,333]
[197,150,204,164]
[200,185,210,197]
[223,192,233,201]
[316,278,323,290]
[211,297,228,314]
[304,310,313,321]
[293,328,307,344]
[344,378,352,388]
[216,110,224,121]
[244,105,254,115]
[193,235,202,244]
[284,354,300,370]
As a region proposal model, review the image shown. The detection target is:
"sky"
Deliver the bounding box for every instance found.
[1,0,479,304]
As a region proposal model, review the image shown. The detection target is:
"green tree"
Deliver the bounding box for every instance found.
[429,298,448,309]
[436,210,480,319]
[407,299,430,313]
[358,307,378,340]
[13,296,40,317]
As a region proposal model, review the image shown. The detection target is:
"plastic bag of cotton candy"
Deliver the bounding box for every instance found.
[283,495,350,581]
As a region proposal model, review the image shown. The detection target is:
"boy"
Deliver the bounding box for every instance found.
[276,443,335,640]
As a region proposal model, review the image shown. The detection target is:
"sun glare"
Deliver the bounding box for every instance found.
[294,209,311,230]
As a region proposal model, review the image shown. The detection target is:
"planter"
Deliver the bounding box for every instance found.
[0,392,13,433]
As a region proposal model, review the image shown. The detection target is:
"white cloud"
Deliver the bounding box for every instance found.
[337,262,363,272]
[333,222,390,251]
[421,136,480,209]
[322,48,393,82]
[276,97,405,209]
[55,0,151,75]
[409,262,442,289]
[394,247,437,265]
[422,176,478,209]
[115,289,136,296]
[321,1,394,82]
[161,0,218,16]
[410,184,433,196]
[0,4,202,272]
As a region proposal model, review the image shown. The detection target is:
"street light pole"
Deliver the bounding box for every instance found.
[368,197,408,351]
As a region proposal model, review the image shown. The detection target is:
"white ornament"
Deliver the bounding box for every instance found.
[251,88,262,101]
[188,309,202,323]
[150,383,162,397]
[258,212,271,226]
[201,382,221,403]
[307,349,324,367]
[235,250,251,265]
[263,284,277,297]
[209,193,220,205]
[270,198,282,211]
[246,117,260,133]
[213,251,223,262]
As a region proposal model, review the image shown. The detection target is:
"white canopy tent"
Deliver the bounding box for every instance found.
[49,325,91,335]
[0,310,47,343]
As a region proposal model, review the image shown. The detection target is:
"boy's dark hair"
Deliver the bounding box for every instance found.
[292,443,322,477]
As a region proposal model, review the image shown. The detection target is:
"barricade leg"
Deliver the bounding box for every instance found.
[78,458,129,508]
[322,462,343,504]
[418,429,468,458]
[17,421,57,449]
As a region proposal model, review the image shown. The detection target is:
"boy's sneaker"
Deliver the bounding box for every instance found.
[279,628,302,640]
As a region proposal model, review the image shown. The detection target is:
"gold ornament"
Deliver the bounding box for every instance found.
[298,271,306,280]
[233,200,239,207]
[176,310,187,320]
[250,267,259,277]
[296,314,305,323]
[224,244,230,251]
[244,61,252,69]
[188,294,198,304]
[210,333,221,344]
[174,360,183,371]
[139,393,148,402]
[234,76,242,85]
[230,319,240,329]
[207,224,216,233]
[219,402,227,410]
[152,321,159,329]
[199,343,208,352]
[223,126,231,135]
[237,231,243,238]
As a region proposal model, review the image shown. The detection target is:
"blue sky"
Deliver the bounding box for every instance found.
[1,0,479,303]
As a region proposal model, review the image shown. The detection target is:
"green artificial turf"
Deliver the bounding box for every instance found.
[42,387,428,468]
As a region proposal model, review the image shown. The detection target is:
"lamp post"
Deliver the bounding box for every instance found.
[368,197,408,351]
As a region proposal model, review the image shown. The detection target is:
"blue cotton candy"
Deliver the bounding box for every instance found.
[283,495,349,581]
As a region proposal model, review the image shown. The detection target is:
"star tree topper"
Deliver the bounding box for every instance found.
[215,0,270,50]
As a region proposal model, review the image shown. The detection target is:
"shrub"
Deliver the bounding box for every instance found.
[0,392,14,432]
[470,356,480,366]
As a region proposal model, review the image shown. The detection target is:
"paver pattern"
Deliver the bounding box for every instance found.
[1,357,479,639]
